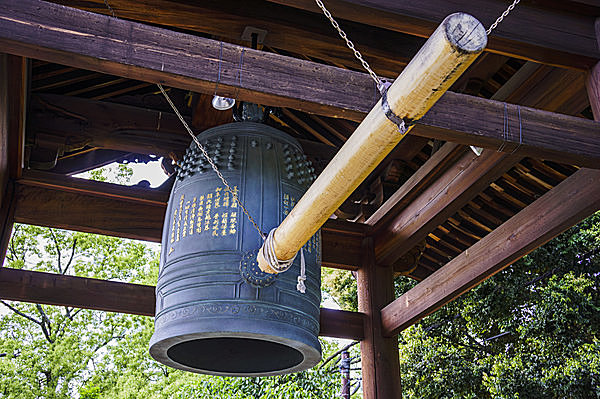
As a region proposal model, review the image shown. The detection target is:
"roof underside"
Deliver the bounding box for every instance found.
[21,0,600,280]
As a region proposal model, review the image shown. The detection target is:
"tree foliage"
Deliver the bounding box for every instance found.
[321,213,600,398]
[398,212,600,398]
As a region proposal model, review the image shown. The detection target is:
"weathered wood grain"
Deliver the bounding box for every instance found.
[0,267,365,339]
[266,0,599,70]
[358,238,401,399]
[49,0,420,78]
[2,0,599,168]
[586,19,600,120]
[0,54,27,267]
[381,167,600,335]
[373,150,521,267]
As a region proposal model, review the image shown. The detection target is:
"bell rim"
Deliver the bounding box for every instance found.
[149,331,322,377]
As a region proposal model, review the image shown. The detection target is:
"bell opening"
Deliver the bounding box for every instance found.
[166,337,305,374]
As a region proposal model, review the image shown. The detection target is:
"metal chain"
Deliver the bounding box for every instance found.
[103,0,116,17]
[486,0,521,35]
[314,0,382,88]
[157,83,266,239]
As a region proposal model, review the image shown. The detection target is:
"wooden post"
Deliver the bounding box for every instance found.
[586,18,600,120]
[358,237,401,398]
[258,13,486,272]
[0,54,27,266]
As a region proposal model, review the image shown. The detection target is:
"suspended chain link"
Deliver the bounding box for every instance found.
[157,83,266,240]
[314,0,383,89]
[103,0,116,17]
[486,0,521,35]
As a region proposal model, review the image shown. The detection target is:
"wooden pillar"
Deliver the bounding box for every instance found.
[358,237,401,398]
[0,54,27,266]
[586,18,600,120]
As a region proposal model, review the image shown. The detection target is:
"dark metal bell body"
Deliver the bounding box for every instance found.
[150,122,322,376]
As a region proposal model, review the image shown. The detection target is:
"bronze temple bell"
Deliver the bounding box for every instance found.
[149,121,322,376]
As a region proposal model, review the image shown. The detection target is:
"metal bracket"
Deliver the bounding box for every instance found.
[378,80,409,135]
[241,27,268,45]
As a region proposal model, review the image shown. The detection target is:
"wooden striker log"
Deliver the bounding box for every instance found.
[258,13,487,273]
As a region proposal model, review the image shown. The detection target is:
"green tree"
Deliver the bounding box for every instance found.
[398,212,600,398]
[322,212,600,398]
[0,225,159,399]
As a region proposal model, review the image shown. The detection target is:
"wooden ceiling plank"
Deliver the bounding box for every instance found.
[63,77,129,96]
[0,267,364,340]
[33,72,102,92]
[2,0,600,168]
[373,150,520,267]
[32,66,77,81]
[13,173,365,270]
[266,0,599,70]
[89,82,153,100]
[381,168,600,335]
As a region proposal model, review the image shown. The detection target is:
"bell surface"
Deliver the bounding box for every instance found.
[149,122,322,377]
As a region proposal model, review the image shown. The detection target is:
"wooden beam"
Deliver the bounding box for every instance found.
[266,0,599,70]
[0,267,364,339]
[0,0,377,121]
[13,172,365,270]
[358,237,401,398]
[14,179,166,242]
[0,54,27,266]
[49,0,419,78]
[381,167,600,335]
[319,308,365,340]
[373,149,520,267]
[2,1,600,168]
[412,92,600,169]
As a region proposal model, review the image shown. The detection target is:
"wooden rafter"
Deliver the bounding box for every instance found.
[380,168,600,335]
[266,0,599,70]
[373,150,521,267]
[0,267,365,340]
[2,0,599,168]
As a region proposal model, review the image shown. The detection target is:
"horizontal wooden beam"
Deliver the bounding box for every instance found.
[0,267,364,339]
[373,149,521,266]
[381,167,600,335]
[267,0,599,70]
[0,0,376,121]
[413,93,600,169]
[49,0,419,78]
[3,1,599,169]
[14,172,364,270]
